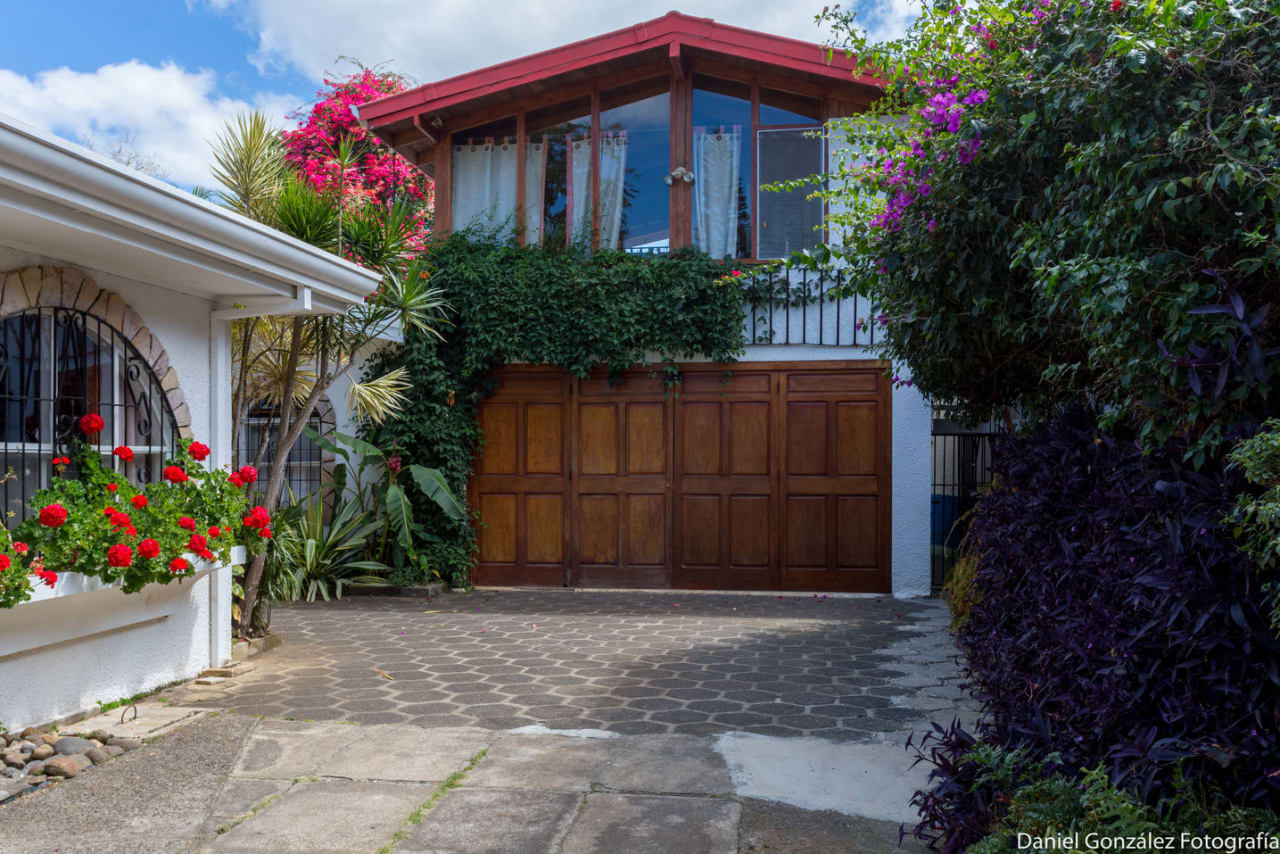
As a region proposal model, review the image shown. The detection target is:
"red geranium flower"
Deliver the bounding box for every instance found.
[1110,0,1122,9]
[132,495,148,508]
[107,543,133,567]
[188,441,211,461]
[138,539,160,559]
[33,568,57,588]
[198,548,214,561]
[168,557,188,574]
[238,465,258,484]
[105,482,118,492]
[13,542,28,554]
[163,465,189,483]
[51,456,70,467]
[178,517,196,531]
[110,512,131,529]
[79,413,104,436]
[207,526,222,538]
[125,525,137,537]
[0,554,9,571]
[188,534,207,552]
[113,446,134,462]
[242,505,271,529]
[259,527,273,539]
[38,503,68,527]
[228,472,245,488]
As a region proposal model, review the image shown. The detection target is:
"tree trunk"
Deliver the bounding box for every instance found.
[237,317,305,636]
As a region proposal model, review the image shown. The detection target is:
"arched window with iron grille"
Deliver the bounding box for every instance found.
[0,307,181,523]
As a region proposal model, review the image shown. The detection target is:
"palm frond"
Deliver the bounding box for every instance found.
[379,261,451,339]
[274,175,340,249]
[346,366,411,424]
[210,111,285,223]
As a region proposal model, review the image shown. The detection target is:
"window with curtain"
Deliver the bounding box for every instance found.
[599,80,670,253]
[450,116,518,236]
[0,307,181,525]
[526,98,591,248]
[691,76,752,259]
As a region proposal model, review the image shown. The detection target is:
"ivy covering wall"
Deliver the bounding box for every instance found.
[361,235,749,584]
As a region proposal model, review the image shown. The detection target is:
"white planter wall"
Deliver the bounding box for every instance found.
[0,550,242,730]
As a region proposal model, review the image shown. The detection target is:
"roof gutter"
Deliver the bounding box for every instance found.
[0,113,381,311]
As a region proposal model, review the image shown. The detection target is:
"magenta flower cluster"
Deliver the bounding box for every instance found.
[282,68,434,262]
[867,77,988,232]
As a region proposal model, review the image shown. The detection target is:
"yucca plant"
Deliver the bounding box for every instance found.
[270,493,390,602]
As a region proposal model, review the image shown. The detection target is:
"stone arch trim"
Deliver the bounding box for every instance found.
[0,265,193,438]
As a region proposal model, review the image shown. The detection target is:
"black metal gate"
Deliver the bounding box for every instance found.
[931,418,997,591]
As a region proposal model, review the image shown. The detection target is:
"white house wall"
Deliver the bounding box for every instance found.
[0,244,235,727]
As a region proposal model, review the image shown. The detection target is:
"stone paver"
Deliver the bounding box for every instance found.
[561,793,740,854]
[397,788,581,854]
[205,779,433,853]
[167,590,976,741]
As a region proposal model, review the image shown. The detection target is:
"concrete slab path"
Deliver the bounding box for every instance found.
[0,711,935,852]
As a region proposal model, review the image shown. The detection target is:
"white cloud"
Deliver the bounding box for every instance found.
[206,0,918,85]
[0,60,299,188]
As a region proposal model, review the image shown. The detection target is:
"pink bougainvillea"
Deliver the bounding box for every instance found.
[283,66,434,262]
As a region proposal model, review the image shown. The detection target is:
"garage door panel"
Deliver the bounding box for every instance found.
[729,496,770,567]
[579,495,620,565]
[729,402,770,475]
[681,402,720,474]
[580,404,619,475]
[626,403,666,475]
[478,404,518,475]
[525,494,564,565]
[836,402,878,476]
[478,493,517,563]
[785,496,828,568]
[680,495,720,566]
[837,496,878,569]
[627,494,667,566]
[526,404,564,474]
[786,402,827,475]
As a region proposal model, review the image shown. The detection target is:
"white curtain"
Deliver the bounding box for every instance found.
[523,137,548,244]
[693,126,741,258]
[451,137,518,236]
[566,136,592,247]
[598,132,628,250]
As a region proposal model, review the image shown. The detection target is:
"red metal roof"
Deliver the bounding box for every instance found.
[358,11,880,130]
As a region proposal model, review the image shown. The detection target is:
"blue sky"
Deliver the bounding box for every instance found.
[0,0,914,188]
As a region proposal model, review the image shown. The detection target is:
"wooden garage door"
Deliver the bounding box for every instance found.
[471,361,890,592]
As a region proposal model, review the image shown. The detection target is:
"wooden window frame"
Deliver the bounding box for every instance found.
[434,59,849,261]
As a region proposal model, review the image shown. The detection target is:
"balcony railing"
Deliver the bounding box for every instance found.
[742,266,876,348]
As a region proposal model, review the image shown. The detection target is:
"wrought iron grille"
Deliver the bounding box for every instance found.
[744,266,877,348]
[931,420,998,591]
[0,307,181,525]
[240,400,334,503]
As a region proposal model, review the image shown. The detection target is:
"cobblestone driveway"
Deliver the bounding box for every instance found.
[169,590,975,741]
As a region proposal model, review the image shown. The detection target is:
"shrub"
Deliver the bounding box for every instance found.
[949,411,1280,821]
[911,736,1280,853]
[1227,421,1280,634]
[942,552,982,633]
[820,0,1280,459]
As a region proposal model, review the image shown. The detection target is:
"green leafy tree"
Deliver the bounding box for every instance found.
[816,0,1280,460]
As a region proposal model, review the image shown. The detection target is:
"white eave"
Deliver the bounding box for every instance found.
[0,112,381,313]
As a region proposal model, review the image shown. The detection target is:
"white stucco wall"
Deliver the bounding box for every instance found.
[0,245,236,727]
